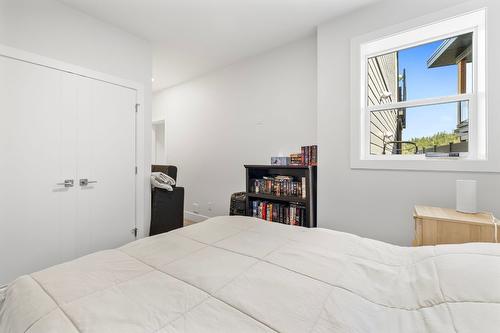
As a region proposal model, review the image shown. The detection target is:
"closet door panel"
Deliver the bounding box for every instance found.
[0,57,77,284]
[76,77,136,255]
[58,73,80,262]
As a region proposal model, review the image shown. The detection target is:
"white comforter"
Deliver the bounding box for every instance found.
[1,216,500,332]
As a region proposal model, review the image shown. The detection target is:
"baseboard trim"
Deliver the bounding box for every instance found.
[184,211,210,223]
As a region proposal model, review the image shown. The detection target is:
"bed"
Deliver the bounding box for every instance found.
[1,216,499,332]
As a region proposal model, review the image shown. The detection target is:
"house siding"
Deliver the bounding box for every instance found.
[367,53,399,154]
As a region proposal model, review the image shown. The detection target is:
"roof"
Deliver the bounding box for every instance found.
[427,32,473,68]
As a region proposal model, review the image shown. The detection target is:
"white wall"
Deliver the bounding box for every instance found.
[0,0,153,235]
[317,0,500,245]
[153,36,317,219]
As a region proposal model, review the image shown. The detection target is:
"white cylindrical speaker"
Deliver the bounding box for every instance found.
[456,180,477,214]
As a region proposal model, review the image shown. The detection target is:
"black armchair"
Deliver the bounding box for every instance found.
[150,165,185,236]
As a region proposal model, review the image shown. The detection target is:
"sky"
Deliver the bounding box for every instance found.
[397,40,459,140]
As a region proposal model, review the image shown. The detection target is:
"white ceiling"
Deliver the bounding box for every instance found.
[59,0,377,91]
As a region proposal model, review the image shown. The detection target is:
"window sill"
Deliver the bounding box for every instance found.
[350,157,499,173]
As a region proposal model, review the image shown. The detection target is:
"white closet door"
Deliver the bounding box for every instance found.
[0,57,78,284]
[0,56,137,285]
[75,76,136,256]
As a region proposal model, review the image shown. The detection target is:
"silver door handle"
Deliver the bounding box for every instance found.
[79,179,98,186]
[56,179,74,188]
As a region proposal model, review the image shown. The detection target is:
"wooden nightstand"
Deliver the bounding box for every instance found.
[413,205,499,246]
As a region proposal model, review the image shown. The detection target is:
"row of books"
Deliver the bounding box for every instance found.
[251,176,306,198]
[251,200,307,226]
[293,145,318,166]
[271,145,318,166]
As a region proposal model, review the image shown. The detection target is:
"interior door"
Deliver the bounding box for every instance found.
[0,57,78,284]
[75,76,137,256]
[0,55,137,285]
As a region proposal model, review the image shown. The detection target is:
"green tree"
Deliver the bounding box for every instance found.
[403,131,460,154]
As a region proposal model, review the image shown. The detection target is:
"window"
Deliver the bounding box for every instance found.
[355,9,486,167]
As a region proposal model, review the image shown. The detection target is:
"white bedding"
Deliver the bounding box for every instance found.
[1,216,500,332]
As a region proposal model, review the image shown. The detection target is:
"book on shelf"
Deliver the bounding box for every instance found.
[301,146,308,166]
[310,145,317,166]
[251,176,305,198]
[289,153,302,165]
[289,145,318,166]
[301,145,317,166]
[251,200,306,226]
[301,177,306,199]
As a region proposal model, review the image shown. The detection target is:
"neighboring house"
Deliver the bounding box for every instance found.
[368,53,405,155]
[427,32,472,147]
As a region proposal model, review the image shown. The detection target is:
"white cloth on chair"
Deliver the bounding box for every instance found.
[150,172,176,191]
[152,172,176,185]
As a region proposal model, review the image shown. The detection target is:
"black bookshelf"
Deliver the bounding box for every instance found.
[245,165,317,228]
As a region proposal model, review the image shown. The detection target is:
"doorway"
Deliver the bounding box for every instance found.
[152,120,166,164]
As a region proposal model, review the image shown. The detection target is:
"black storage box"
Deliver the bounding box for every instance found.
[229,192,247,216]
